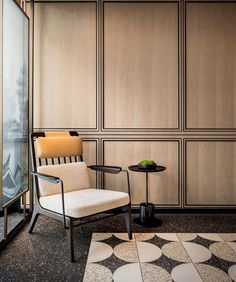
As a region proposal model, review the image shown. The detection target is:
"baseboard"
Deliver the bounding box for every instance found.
[131,207,236,214]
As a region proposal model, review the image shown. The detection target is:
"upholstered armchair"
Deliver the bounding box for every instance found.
[29,131,132,262]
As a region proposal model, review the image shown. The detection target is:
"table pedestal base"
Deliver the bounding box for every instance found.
[133,202,162,228]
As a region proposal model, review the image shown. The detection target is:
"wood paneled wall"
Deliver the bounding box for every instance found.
[185,140,236,206]
[103,140,180,206]
[33,0,236,209]
[104,2,179,129]
[186,3,236,130]
[34,2,97,129]
[83,140,97,188]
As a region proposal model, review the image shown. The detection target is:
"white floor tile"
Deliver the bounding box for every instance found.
[87,242,113,263]
[228,264,236,282]
[198,233,223,242]
[227,242,236,252]
[113,263,142,282]
[114,233,134,241]
[171,263,202,282]
[182,242,211,263]
[136,241,162,262]
[156,233,179,242]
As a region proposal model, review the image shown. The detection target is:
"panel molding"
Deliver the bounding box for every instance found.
[33,1,98,131]
[102,138,182,207]
[102,0,181,131]
[184,138,236,208]
[82,138,99,188]
[184,1,236,132]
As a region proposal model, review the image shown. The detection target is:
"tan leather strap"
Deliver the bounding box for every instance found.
[36,136,83,158]
[45,132,71,137]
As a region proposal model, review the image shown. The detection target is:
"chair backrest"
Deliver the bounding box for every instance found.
[30,131,90,197]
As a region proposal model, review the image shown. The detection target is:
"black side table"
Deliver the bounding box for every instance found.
[128,165,166,227]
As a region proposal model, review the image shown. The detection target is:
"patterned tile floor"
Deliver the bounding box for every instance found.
[83,233,236,282]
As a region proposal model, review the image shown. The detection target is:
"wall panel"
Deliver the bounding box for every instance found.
[185,2,236,130]
[34,2,97,129]
[103,2,179,129]
[103,140,180,206]
[82,139,97,188]
[185,140,236,206]
[32,0,236,209]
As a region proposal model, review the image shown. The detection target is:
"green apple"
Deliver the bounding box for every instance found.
[138,160,157,168]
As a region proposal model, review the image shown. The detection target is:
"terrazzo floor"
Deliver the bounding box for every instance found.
[0,213,235,281]
[84,232,236,282]
[0,213,25,240]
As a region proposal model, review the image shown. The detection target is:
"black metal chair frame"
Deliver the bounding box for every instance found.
[29,131,132,262]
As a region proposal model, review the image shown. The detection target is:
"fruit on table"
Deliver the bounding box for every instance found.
[138,160,157,168]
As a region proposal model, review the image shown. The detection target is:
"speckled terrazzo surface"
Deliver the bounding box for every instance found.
[0,213,25,241]
[0,213,235,282]
[84,233,236,282]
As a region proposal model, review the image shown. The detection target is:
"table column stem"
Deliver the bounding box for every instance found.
[146,172,148,205]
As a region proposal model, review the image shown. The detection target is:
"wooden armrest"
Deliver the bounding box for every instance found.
[88,165,122,174]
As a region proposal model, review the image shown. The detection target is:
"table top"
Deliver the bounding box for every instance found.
[128,165,166,173]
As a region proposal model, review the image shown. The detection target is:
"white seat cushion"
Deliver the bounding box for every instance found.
[39,188,130,218]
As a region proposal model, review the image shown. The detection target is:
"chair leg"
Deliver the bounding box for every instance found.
[124,207,132,240]
[29,209,39,234]
[66,219,75,262]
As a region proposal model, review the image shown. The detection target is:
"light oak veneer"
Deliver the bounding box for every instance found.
[34,2,97,128]
[104,2,179,129]
[186,141,236,205]
[104,140,179,206]
[186,3,236,129]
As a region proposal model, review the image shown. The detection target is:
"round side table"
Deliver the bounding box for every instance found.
[128,165,166,228]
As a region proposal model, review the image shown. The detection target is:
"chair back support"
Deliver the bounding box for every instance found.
[37,162,90,196]
[30,131,88,198]
[36,136,83,158]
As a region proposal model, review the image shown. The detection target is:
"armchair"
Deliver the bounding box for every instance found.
[29,131,132,262]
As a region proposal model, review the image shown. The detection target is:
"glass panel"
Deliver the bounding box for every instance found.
[2,0,29,206]
[0,202,26,241]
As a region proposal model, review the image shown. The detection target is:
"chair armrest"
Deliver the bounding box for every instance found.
[88,165,131,200]
[31,172,61,184]
[88,165,122,174]
[32,172,68,229]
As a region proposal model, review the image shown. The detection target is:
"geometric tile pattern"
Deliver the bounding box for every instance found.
[83,233,236,282]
